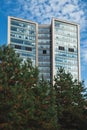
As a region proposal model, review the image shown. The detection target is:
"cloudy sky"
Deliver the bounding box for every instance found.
[0,0,87,86]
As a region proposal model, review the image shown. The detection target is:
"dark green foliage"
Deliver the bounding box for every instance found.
[0,45,58,130]
[0,45,39,87]
[32,80,58,130]
[0,45,87,130]
[54,68,87,130]
[0,82,58,130]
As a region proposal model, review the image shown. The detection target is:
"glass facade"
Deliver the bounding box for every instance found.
[53,20,79,80]
[9,18,37,66]
[8,17,80,83]
[38,25,51,81]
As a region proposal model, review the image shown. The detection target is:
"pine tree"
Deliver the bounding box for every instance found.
[0,45,59,130]
[32,79,59,130]
[0,45,38,129]
[54,68,87,130]
[0,45,21,86]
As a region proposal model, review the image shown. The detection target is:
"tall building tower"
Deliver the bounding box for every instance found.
[51,18,80,81]
[8,16,38,66]
[8,16,80,82]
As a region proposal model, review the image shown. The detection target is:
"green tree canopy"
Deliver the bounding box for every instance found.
[0,45,38,87]
[54,68,87,130]
[0,45,58,130]
[1,45,87,130]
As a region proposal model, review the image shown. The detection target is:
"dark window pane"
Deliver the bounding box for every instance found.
[59,46,65,51]
[25,47,32,51]
[11,26,17,31]
[15,45,21,49]
[68,48,74,52]
[43,50,46,54]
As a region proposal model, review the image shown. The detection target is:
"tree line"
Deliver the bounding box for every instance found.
[0,45,87,130]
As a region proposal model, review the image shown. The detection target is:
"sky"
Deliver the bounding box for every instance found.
[0,0,87,86]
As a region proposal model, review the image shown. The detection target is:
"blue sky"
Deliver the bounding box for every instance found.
[0,0,87,86]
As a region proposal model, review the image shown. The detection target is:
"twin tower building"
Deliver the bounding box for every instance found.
[8,16,80,83]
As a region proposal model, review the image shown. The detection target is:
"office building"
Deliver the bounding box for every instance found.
[8,17,38,66]
[8,16,80,82]
[51,18,80,81]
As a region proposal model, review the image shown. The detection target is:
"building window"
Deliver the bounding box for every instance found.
[68,48,74,52]
[25,37,28,39]
[25,47,32,51]
[11,38,23,44]
[15,45,21,49]
[43,50,46,54]
[59,46,65,51]
[19,36,21,38]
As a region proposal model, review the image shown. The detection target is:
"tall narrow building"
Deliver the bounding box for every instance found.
[38,25,51,81]
[8,16,38,66]
[8,16,80,83]
[51,18,80,81]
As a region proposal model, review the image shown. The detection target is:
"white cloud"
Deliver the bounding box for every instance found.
[13,0,86,29]
[1,0,86,30]
[62,4,76,14]
[0,0,86,28]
